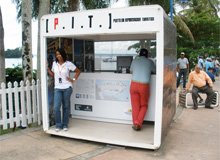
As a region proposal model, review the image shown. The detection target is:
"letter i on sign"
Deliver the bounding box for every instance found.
[54,18,58,30]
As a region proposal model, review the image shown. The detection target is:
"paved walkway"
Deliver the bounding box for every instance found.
[0,79,219,160]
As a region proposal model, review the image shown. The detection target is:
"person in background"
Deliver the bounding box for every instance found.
[186,65,215,110]
[206,67,215,82]
[198,55,204,70]
[176,52,189,89]
[205,57,214,72]
[130,48,156,131]
[48,48,80,131]
[213,57,219,77]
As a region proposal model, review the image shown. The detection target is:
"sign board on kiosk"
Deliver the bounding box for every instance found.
[40,5,176,150]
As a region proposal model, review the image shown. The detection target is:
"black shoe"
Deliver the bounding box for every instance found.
[199,99,203,103]
[193,106,198,110]
[205,106,213,109]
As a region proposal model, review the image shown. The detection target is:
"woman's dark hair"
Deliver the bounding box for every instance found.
[139,48,149,58]
[55,48,67,62]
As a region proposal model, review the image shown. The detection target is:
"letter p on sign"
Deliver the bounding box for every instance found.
[54,18,58,30]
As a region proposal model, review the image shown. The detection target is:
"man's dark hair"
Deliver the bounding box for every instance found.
[139,48,149,58]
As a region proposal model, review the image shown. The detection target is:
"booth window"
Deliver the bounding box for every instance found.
[94,41,137,72]
[94,40,156,73]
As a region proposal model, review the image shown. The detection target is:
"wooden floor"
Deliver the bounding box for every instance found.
[46,118,155,149]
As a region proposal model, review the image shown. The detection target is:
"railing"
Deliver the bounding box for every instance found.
[0,80,41,130]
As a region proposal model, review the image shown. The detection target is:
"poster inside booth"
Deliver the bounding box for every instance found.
[41,5,176,150]
[73,40,94,72]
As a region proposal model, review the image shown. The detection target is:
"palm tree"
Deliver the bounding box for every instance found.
[174,0,219,46]
[0,6,5,119]
[21,0,33,82]
[81,0,110,9]
[0,6,5,84]
[128,0,170,13]
[68,0,79,11]
[36,0,50,80]
[173,15,195,43]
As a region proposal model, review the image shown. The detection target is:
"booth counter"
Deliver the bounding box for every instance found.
[71,72,156,123]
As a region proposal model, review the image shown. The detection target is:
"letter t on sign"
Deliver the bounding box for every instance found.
[54,18,58,30]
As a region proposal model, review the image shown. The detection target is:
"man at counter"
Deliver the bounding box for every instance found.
[130,48,156,131]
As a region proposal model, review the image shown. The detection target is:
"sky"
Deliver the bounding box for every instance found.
[0,0,38,54]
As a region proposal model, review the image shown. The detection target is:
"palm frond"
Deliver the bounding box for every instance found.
[174,15,195,44]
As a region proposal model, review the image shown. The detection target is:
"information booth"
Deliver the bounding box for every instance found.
[40,5,176,150]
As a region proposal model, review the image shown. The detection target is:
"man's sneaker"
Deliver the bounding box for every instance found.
[199,99,203,103]
[205,106,213,109]
[193,106,198,110]
[63,127,68,131]
[55,128,60,132]
[132,124,141,131]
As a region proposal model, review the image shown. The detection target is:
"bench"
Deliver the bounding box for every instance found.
[185,90,219,108]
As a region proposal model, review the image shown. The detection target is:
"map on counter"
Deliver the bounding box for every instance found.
[75,79,95,99]
[96,79,130,102]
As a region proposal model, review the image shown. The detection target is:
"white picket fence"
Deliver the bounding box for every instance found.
[0,80,42,130]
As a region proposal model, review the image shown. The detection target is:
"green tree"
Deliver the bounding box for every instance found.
[128,0,170,13]
[176,0,220,68]
[6,66,37,84]
[37,0,50,80]
[128,0,196,44]
[81,0,110,10]
[5,48,22,58]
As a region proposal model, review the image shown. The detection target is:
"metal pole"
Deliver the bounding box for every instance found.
[170,0,173,21]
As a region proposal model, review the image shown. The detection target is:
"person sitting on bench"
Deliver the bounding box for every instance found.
[186,65,215,110]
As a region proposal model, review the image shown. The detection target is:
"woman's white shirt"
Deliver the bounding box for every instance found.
[52,61,76,89]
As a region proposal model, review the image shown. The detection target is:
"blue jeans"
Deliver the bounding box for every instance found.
[54,87,73,128]
[215,67,219,76]
[192,85,215,107]
[177,69,188,88]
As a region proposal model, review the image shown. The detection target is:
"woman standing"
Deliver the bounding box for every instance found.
[48,48,80,131]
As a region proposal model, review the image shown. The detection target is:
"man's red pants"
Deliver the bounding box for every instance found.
[130,81,150,127]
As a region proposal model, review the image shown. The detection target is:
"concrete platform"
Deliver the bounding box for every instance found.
[46,118,154,149]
